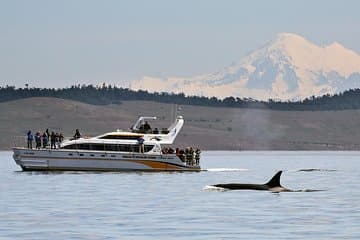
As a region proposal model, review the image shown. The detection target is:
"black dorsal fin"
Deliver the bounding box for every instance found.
[265,171,282,188]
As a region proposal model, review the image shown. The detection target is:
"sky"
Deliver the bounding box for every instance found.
[1,0,359,88]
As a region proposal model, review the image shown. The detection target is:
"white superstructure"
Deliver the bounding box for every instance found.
[13,116,201,171]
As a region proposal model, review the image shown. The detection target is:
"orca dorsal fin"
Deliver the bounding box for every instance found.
[265,171,282,188]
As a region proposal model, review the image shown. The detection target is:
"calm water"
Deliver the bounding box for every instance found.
[0,151,359,239]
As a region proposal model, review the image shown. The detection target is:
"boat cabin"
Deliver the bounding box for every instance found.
[61,142,155,153]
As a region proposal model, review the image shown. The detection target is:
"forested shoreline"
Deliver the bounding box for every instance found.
[1,85,360,111]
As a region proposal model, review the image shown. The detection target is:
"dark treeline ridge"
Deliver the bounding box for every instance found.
[1,84,360,111]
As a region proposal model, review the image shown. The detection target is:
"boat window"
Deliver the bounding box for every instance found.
[91,144,105,151]
[144,145,154,152]
[78,144,90,150]
[99,135,141,140]
[104,144,118,151]
[62,143,154,153]
[63,144,76,149]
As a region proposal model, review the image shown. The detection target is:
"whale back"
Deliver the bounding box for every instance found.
[211,170,289,191]
[265,171,283,188]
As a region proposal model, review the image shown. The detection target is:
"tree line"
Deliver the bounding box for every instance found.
[1,84,360,111]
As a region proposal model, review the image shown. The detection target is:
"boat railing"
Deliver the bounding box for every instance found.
[11,136,27,149]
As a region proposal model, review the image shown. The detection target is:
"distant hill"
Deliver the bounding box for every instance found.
[2,97,360,150]
[2,85,360,111]
[132,33,360,100]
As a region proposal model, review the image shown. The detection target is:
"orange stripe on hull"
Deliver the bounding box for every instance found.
[132,160,183,170]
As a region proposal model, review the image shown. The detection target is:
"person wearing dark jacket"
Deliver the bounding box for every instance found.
[143,121,151,133]
[27,130,33,149]
[50,131,56,149]
[73,129,81,139]
[137,136,145,153]
[42,132,48,148]
[59,133,64,143]
[35,132,41,149]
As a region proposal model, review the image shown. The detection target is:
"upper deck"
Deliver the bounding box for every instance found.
[59,115,184,150]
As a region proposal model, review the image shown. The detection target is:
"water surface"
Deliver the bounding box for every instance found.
[0,151,359,239]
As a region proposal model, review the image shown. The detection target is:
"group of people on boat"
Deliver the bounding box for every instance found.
[26,129,64,149]
[162,146,200,166]
[26,129,81,149]
[138,121,152,133]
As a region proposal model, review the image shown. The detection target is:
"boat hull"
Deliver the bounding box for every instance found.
[12,148,201,172]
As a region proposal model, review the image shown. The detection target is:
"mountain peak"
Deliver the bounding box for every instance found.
[267,32,316,54]
[275,32,307,42]
[131,33,360,101]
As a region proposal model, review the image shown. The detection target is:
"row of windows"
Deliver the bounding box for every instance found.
[62,143,154,153]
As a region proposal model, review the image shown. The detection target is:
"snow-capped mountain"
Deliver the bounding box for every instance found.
[131,33,360,100]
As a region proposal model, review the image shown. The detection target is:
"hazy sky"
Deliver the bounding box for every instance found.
[1,0,359,88]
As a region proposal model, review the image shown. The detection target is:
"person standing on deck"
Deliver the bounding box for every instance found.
[35,132,41,149]
[50,131,56,149]
[143,121,151,133]
[42,132,48,148]
[137,136,145,153]
[27,130,33,149]
[55,132,60,148]
[73,129,81,139]
[59,133,64,143]
[195,148,201,165]
[45,129,50,139]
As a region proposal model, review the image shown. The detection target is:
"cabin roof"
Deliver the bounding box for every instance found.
[98,132,144,137]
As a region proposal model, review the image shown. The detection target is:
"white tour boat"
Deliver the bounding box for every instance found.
[12,116,201,171]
